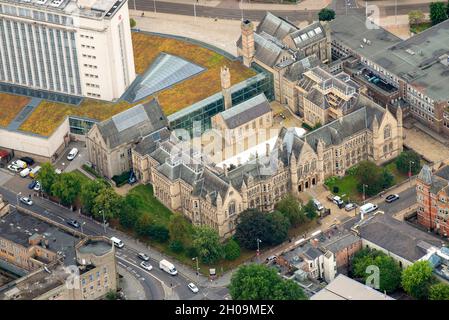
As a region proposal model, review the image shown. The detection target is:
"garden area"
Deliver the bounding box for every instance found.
[0,93,30,128]
[325,151,421,203]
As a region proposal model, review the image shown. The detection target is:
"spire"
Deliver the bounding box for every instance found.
[216,192,222,208]
[241,179,247,191]
[372,115,379,132]
[417,165,432,185]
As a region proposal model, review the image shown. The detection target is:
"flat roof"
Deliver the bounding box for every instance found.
[311,274,394,300]
[331,14,449,101]
[78,239,112,256]
[0,209,79,266]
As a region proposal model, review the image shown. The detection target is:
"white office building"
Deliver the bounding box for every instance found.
[0,0,136,101]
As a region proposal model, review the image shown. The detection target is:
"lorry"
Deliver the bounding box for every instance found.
[159,259,178,276]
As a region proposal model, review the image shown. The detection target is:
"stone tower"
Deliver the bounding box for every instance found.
[221,66,232,110]
[290,153,298,195]
[240,19,255,68]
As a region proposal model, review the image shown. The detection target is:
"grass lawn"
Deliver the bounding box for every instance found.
[410,22,432,34]
[0,93,30,128]
[325,174,362,202]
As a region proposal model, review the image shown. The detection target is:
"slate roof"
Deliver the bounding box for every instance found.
[133,128,171,156]
[321,231,361,254]
[256,12,298,41]
[220,93,271,129]
[96,100,168,149]
[284,55,320,82]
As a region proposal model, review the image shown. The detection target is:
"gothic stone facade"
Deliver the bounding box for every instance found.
[133,102,402,239]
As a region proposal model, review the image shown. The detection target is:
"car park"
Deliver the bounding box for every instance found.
[140,261,153,271]
[28,180,37,189]
[187,283,199,293]
[385,194,400,203]
[137,253,150,261]
[12,160,27,169]
[20,167,31,178]
[67,219,80,228]
[345,203,357,211]
[20,197,33,206]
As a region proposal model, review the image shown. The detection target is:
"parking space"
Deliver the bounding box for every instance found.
[53,140,87,174]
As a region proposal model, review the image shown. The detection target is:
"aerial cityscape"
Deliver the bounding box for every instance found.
[1,0,449,307]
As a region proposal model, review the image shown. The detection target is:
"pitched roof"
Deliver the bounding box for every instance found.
[95,100,168,149]
[256,12,298,41]
[220,93,271,129]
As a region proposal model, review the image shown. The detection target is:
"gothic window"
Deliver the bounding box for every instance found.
[389,142,393,151]
[384,125,391,139]
[383,145,388,154]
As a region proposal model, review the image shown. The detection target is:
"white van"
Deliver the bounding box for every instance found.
[29,166,41,179]
[67,148,79,161]
[20,167,31,178]
[12,159,27,169]
[110,236,124,248]
[359,203,378,215]
[159,259,178,276]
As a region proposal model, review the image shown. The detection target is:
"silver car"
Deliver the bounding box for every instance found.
[188,283,199,293]
[20,197,33,206]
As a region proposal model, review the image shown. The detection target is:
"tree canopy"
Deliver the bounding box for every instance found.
[355,161,394,197]
[92,187,123,221]
[429,282,449,300]
[192,226,223,264]
[351,248,402,293]
[229,264,307,300]
[429,2,448,25]
[51,172,82,206]
[395,151,422,176]
[37,162,57,195]
[224,238,241,261]
[318,8,336,21]
[265,211,290,245]
[401,260,435,299]
[80,179,107,214]
[408,10,425,25]
[235,209,271,250]
[275,194,307,226]
[168,213,193,246]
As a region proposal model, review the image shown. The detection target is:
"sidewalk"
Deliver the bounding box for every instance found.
[357,0,433,7]
[118,266,147,300]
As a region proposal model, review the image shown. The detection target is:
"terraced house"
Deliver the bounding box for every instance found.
[133,100,402,239]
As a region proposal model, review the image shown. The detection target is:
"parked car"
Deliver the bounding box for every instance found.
[67,219,80,228]
[359,203,378,215]
[7,164,22,173]
[312,199,324,211]
[345,203,357,211]
[187,283,199,293]
[137,253,150,261]
[140,261,153,271]
[20,167,31,178]
[20,157,35,166]
[20,196,33,206]
[385,194,400,203]
[28,180,37,190]
[34,181,41,191]
[331,196,345,208]
[266,255,277,263]
[67,148,79,161]
[29,166,41,179]
[11,159,27,169]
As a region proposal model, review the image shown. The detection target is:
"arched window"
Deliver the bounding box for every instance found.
[228,201,236,215]
[384,125,391,139]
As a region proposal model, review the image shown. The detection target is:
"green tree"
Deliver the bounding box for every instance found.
[168,213,193,246]
[381,168,394,189]
[429,2,448,25]
[266,211,290,245]
[429,283,449,300]
[318,8,336,21]
[118,193,140,229]
[169,240,184,253]
[92,187,123,221]
[192,226,223,264]
[80,179,107,214]
[408,10,425,25]
[235,209,271,250]
[135,214,153,237]
[105,290,118,300]
[395,151,422,176]
[303,199,318,220]
[51,172,82,206]
[275,194,307,226]
[224,238,241,261]
[355,161,393,196]
[148,224,170,243]
[229,264,307,300]
[402,260,434,299]
[130,18,137,28]
[37,162,57,195]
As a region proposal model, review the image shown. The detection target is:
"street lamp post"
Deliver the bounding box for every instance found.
[192,257,199,282]
[362,184,368,204]
[256,238,262,262]
[81,221,86,234]
[16,192,21,205]
[154,0,156,13]
[409,161,415,183]
[100,210,106,234]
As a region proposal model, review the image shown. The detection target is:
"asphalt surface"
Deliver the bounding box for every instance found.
[0,185,219,300]
[131,0,430,22]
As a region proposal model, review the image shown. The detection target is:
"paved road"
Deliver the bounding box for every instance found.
[0,185,224,300]
[131,0,429,22]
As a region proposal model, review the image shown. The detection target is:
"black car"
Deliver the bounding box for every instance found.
[67,219,80,228]
[20,157,35,166]
[385,194,400,203]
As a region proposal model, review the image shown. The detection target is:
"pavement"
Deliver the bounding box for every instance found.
[118,265,148,300]
[404,125,449,164]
